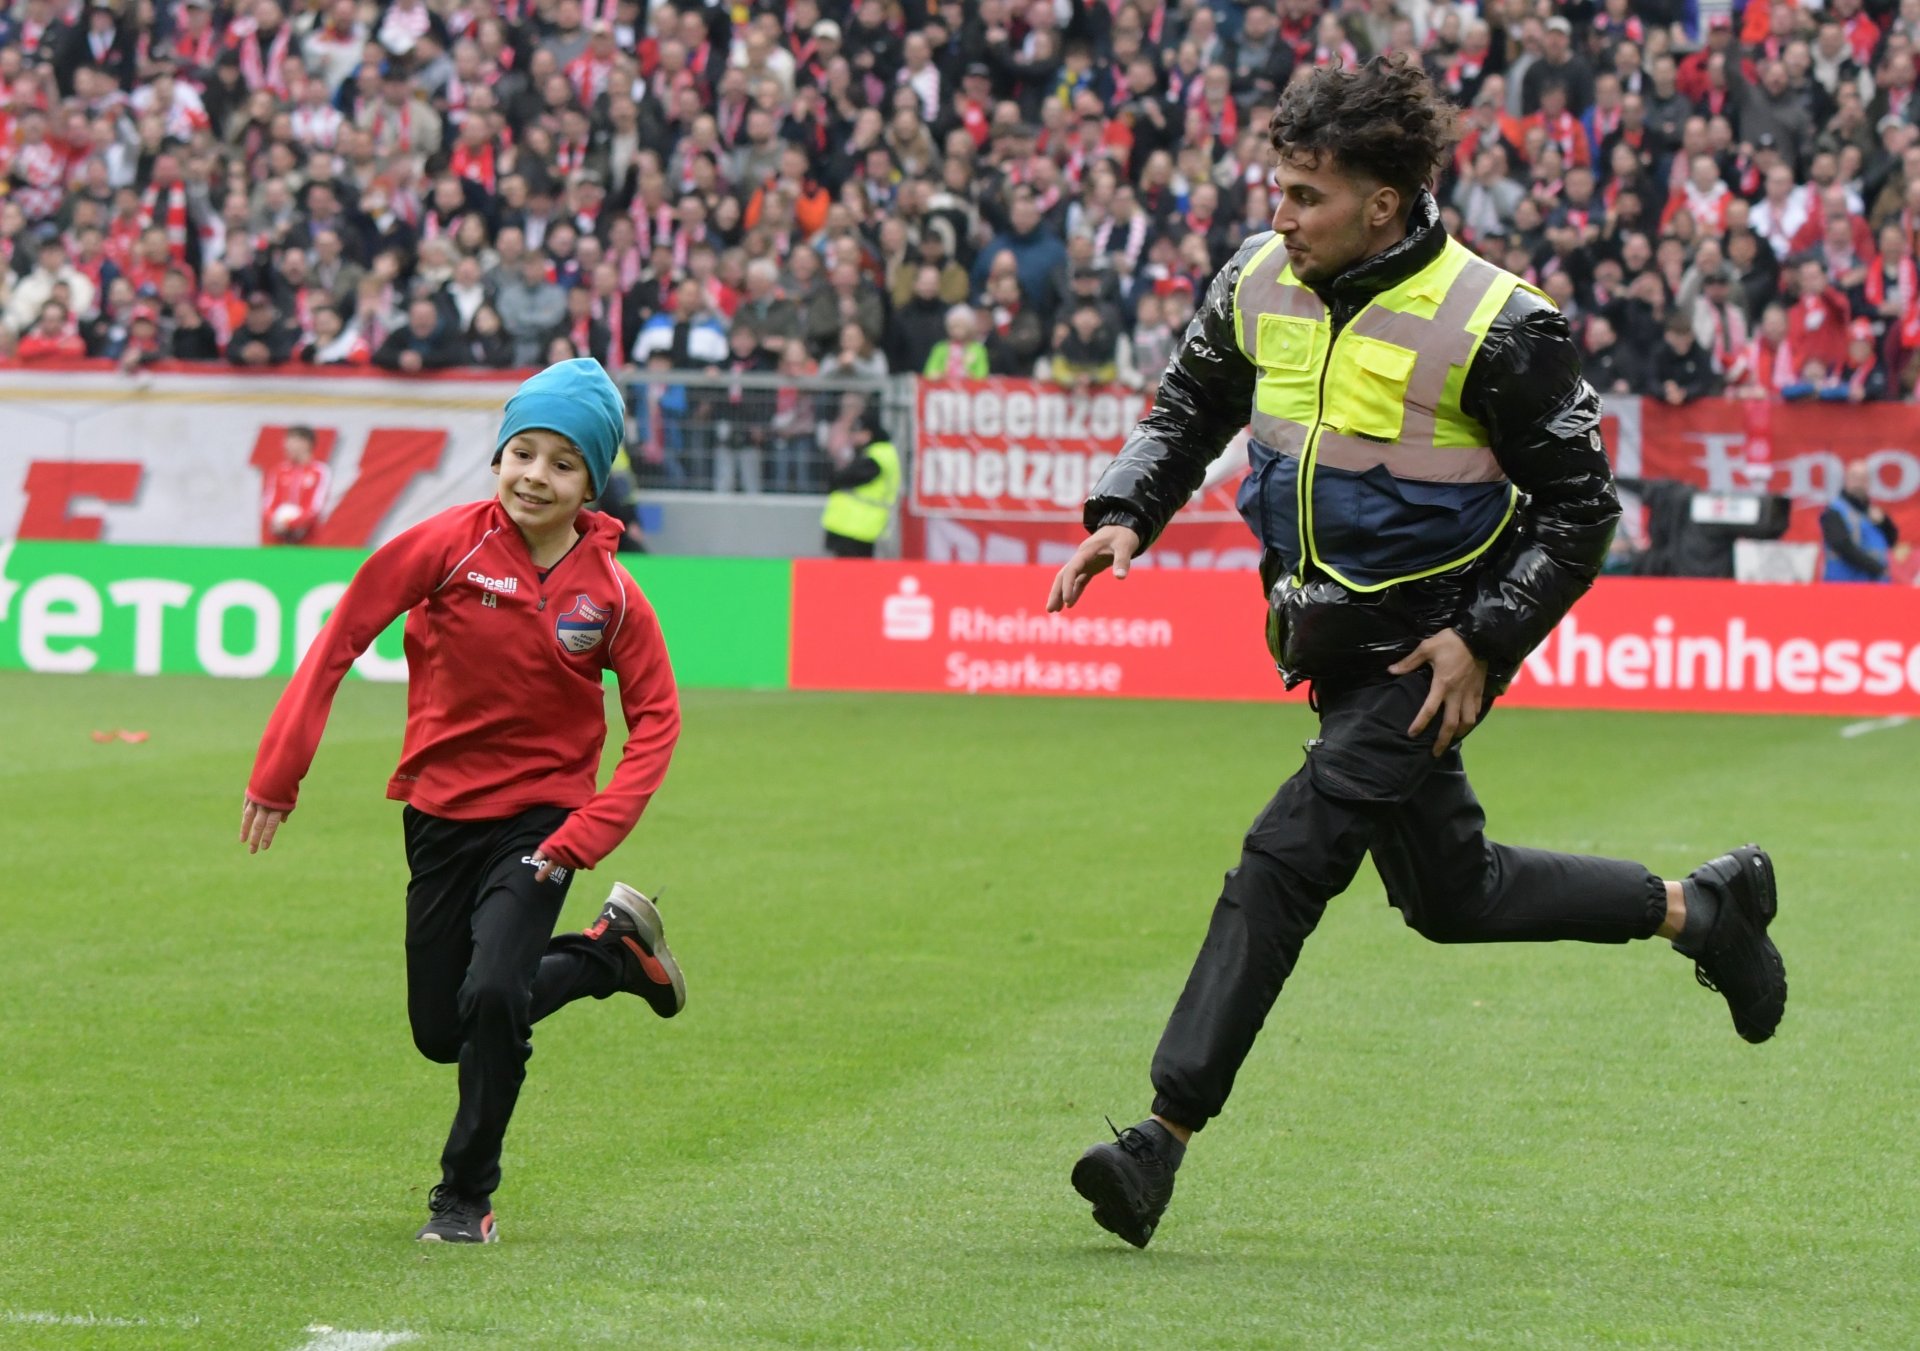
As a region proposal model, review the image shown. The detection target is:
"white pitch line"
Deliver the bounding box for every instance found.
[1840,715,1911,739]
[2,1310,200,1329]
[296,1326,418,1351]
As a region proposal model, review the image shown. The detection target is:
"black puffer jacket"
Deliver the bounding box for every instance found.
[1084,193,1620,692]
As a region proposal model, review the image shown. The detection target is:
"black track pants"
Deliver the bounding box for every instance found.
[402,805,621,1200]
[1148,670,1668,1132]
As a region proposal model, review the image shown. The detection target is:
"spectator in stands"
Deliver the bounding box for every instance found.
[229,291,299,366]
[1051,299,1122,388]
[1522,17,1594,115]
[1582,313,1640,394]
[767,341,822,494]
[375,296,465,373]
[1453,145,1524,242]
[1788,257,1854,374]
[495,252,567,368]
[1,0,1915,414]
[713,319,774,493]
[886,263,950,375]
[16,299,85,362]
[299,303,370,366]
[8,238,96,336]
[1648,310,1720,405]
[971,187,1067,313]
[1821,460,1903,582]
[925,305,989,378]
[818,321,888,381]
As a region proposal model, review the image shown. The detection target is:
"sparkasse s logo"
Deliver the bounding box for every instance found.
[883,577,935,641]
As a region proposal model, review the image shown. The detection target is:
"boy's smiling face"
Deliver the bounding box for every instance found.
[496,429,590,536]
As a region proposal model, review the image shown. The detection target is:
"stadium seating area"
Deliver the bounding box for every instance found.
[0,0,1911,402]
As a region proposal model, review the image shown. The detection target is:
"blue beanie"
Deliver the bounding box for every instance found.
[495,357,625,497]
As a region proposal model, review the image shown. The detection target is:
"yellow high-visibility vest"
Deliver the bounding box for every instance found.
[1233,232,1538,591]
[821,440,901,543]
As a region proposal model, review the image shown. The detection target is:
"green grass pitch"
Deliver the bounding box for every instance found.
[0,671,1914,1349]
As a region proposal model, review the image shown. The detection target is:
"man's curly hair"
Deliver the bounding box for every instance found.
[1268,55,1460,210]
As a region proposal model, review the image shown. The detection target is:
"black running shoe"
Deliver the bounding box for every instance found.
[416,1185,496,1244]
[582,883,685,1018]
[1071,1119,1178,1249]
[1677,845,1787,1044]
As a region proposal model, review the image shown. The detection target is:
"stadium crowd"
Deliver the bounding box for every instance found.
[0,0,1915,412]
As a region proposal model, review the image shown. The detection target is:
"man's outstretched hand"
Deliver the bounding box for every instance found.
[1046,524,1142,613]
[1388,628,1489,757]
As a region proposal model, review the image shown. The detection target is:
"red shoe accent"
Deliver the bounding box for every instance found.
[620,934,672,985]
[583,918,610,940]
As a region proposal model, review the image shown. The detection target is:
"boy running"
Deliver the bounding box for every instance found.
[240,358,684,1244]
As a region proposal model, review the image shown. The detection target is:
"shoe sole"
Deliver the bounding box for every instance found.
[416,1220,498,1244]
[1729,844,1787,1044]
[606,884,686,1017]
[1070,1152,1154,1249]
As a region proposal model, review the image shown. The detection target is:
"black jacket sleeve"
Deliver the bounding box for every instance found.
[1081,233,1263,548]
[1821,504,1888,577]
[829,455,882,491]
[1452,287,1621,672]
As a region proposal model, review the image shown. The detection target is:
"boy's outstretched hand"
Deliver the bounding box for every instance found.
[240,796,287,854]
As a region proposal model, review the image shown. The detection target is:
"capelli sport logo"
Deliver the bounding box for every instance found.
[521,855,569,884]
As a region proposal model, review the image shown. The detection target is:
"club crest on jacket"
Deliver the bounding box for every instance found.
[555,594,611,654]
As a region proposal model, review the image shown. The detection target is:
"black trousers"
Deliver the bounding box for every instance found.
[1149,670,1668,1132]
[824,530,877,558]
[402,805,621,1200]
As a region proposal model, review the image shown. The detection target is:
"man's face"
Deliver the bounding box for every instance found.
[286,433,314,464]
[1270,149,1390,285]
[1845,461,1872,496]
[1011,196,1040,233]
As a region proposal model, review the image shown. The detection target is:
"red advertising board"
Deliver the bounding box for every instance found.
[791,562,1920,716]
[1633,396,1920,555]
[903,377,1258,570]
[791,558,1298,702]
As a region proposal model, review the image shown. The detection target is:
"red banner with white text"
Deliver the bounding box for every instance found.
[1628,395,1920,552]
[902,377,1259,571]
[791,562,1920,716]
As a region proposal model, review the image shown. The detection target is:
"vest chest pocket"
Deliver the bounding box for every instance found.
[1256,313,1319,371]
[1332,336,1417,442]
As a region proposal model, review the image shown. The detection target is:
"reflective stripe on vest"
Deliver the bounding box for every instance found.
[821,440,902,543]
[1231,232,1527,591]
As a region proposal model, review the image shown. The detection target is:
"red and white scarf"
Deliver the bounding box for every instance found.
[13,141,65,220]
[1093,213,1149,270]
[290,103,344,148]
[236,21,295,95]
[140,181,191,262]
[594,294,624,366]
[567,51,615,104]
[630,201,675,255]
[451,140,498,193]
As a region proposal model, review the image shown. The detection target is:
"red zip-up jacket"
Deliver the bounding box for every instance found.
[247,499,680,870]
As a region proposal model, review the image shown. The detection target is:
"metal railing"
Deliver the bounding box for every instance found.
[613,370,916,498]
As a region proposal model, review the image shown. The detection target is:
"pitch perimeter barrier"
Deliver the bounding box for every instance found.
[5,544,1918,716]
[789,562,1920,718]
[0,542,789,689]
